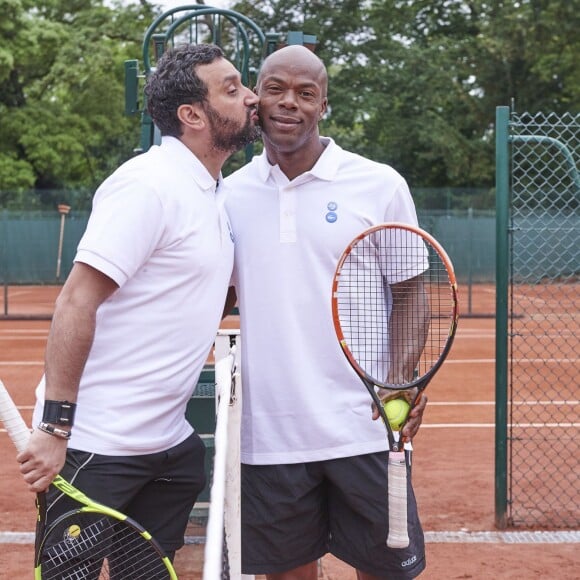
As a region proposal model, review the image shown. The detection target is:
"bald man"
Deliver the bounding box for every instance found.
[225,45,427,579]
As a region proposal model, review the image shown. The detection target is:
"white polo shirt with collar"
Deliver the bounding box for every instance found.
[34,136,234,455]
[225,137,420,465]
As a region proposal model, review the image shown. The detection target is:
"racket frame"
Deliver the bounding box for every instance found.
[331,222,459,450]
[0,380,178,580]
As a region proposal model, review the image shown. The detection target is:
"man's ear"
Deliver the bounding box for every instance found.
[319,97,328,120]
[177,103,206,132]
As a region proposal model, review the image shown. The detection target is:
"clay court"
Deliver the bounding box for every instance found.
[0,285,578,579]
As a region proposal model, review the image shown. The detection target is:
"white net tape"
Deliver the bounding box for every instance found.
[203,332,242,580]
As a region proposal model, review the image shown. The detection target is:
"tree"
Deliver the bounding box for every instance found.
[231,0,578,194]
[472,0,579,113]
[0,0,576,209]
[0,0,157,205]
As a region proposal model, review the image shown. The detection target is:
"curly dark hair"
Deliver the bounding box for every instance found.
[144,44,224,138]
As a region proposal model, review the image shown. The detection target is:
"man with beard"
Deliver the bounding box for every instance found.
[225,45,427,578]
[17,44,260,566]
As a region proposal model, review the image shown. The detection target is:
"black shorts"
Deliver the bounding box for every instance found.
[45,432,206,557]
[241,451,425,578]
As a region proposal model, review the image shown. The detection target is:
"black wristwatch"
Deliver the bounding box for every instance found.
[42,400,77,426]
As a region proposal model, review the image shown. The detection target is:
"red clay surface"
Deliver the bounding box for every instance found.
[0,286,578,579]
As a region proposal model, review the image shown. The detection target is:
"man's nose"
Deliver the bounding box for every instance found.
[278,90,298,108]
[245,87,259,106]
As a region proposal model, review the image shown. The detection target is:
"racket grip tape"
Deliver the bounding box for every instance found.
[387,451,410,549]
[0,380,32,453]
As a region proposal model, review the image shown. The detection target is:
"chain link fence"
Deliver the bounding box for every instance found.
[496,108,579,528]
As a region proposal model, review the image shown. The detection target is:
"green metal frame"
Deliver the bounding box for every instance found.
[142,6,268,76]
[494,106,510,529]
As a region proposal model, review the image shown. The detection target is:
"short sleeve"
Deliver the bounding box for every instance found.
[75,176,165,287]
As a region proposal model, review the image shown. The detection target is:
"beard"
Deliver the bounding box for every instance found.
[204,104,261,153]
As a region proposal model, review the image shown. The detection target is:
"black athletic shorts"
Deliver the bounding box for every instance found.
[241,451,425,578]
[45,432,206,558]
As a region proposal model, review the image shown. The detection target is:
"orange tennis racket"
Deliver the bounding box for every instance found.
[331,223,458,548]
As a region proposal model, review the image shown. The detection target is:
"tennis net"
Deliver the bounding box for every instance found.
[203,331,242,580]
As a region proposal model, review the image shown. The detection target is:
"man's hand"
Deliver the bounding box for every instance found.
[372,388,428,444]
[401,393,428,443]
[16,430,68,493]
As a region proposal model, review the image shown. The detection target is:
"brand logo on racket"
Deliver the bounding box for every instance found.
[64,523,82,542]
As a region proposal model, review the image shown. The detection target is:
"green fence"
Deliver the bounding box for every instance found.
[1,206,500,318]
[495,107,579,528]
[0,209,89,285]
[418,209,496,316]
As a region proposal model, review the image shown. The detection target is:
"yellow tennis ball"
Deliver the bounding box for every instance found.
[383,398,411,431]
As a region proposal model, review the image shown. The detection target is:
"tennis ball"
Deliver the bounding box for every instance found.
[383,398,411,431]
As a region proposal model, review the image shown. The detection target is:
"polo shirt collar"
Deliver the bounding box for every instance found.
[161,136,219,192]
[256,137,340,184]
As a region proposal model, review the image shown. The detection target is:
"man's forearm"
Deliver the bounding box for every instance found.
[387,277,430,384]
[44,299,97,403]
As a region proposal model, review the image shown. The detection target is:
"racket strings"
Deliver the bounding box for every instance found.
[336,227,455,387]
[41,514,171,579]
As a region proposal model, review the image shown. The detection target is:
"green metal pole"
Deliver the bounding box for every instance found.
[495,106,510,529]
[1,210,7,316]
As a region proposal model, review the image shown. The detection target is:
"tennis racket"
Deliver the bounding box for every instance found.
[0,379,178,580]
[331,222,458,549]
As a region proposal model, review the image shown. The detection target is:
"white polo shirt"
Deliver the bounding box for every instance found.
[34,137,234,455]
[225,137,420,464]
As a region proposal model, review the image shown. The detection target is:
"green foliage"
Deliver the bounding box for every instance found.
[0,0,154,207]
[231,0,577,199]
[0,153,36,194]
[0,0,576,211]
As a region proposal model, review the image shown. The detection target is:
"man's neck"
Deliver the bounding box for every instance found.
[266,137,326,181]
[181,135,227,181]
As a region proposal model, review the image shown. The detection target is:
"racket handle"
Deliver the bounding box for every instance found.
[0,379,32,453]
[387,451,409,549]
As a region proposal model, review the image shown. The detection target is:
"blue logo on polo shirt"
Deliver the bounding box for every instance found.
[326,201,338,223]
